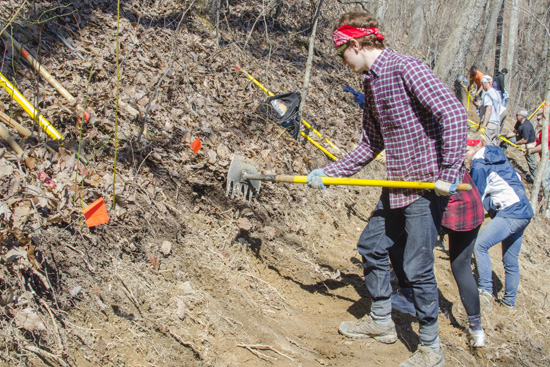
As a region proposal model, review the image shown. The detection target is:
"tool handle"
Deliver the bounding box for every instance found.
[0,110,31,137]
[243,173,471,191]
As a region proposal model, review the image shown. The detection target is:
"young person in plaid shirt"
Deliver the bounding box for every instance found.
[391,145,487,349]
[306,12,466,367]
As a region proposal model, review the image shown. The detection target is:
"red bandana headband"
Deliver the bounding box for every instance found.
[332,24,384,48]
[467,139,481,146]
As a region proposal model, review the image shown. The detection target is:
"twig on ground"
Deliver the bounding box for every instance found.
[167,329,203,360]
[38,298,64,355]
[116,274,143,316]
[237,343,294,361]
[24,345,69,367]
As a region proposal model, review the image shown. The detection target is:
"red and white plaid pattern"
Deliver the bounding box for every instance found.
[332,24,384,48]
[323,48,467,209]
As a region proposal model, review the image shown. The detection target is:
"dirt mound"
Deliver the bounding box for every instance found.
[1,2,549,366]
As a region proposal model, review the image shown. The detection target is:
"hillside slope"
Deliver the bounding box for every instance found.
[1,2,549,366]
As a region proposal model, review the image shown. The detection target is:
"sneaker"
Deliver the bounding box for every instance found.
[399,345,444,367]
[391,289,416,316]
[338,315,397,344]
[465,328,486,347]
[478,289,494,311]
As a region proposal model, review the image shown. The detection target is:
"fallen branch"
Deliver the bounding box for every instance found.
[24,345,69,367]
[167,329,203,360]
[237,343,294,362]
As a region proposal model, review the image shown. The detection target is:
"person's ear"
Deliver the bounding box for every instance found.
[349,38,361,51]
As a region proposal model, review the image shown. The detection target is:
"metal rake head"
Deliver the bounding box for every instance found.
[226,154,262,200]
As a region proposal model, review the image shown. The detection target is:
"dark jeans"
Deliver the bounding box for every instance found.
[359,190,446,343]
[391,226,481,317]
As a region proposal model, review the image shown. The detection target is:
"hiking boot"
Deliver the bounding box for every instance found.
[465,328,486,347]
[499,301,515,310]
[399,345,444,367]
[338,315,397,344]
[391,289,416,317]
[478,289,494,311]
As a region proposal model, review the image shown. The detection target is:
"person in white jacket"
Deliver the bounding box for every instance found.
[465,137,534,309]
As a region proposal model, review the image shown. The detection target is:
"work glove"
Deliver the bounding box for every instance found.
[306,168,328,190]
[434,179,459,196]
[374,150,386,164]
[343,86,365,109]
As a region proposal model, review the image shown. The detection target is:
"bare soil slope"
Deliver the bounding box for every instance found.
[1,2,549,366]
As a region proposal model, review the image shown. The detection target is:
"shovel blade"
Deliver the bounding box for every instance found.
[226,154,262,200]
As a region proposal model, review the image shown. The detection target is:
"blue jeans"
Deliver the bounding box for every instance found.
[358,190,446,344]
[474,216,530,306]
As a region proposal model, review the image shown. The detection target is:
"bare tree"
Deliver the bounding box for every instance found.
[433,0,488,87]
[530,17,550,214]
[504,0,519,87]
[376,0,387,22]
[475,0,503,72]
[407,0,426,49]
[298,0,325,122]
[493,0,505,71]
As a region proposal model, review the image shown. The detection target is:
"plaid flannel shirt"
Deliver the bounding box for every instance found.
[324,48,467,208]
[442,172,484,232]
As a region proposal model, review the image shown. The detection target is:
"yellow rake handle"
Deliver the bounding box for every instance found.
[0,71,63,140]
[467,119,525,152]
[245,174,472,191]
[236,66,339,151]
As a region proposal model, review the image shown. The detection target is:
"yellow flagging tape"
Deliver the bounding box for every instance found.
[0,72,63,140]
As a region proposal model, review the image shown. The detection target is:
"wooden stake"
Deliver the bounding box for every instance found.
[0,110,31,137]
[0,122,23,154]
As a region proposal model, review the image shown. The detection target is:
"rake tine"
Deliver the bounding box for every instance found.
[226,154,262,201]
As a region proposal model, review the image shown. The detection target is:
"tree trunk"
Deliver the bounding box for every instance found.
[504,0,519,87]
[376,0,387,23]
[494,0,505,72]
[433,0,488,87]
[298,0,324,123]
[408,0,425,49]
[475,0,503,73]
[530,29,550,214]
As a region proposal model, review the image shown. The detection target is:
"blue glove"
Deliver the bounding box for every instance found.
[306,168,327,190]
[343,86,365,109]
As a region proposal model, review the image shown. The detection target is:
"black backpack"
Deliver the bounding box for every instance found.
[258,92,302,140]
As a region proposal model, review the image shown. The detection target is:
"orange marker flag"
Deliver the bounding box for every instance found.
[190,137,201,154]
[82,197,109,227]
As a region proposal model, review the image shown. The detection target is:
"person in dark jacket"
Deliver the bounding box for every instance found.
[493,68,508,107]
[502,108,537,183]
